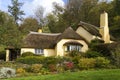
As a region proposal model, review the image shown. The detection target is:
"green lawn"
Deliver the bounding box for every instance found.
[3,69,120,80]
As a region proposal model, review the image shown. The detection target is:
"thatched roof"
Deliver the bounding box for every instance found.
[23,27,87,49]
[63,41,83,46]
[78,21,102,37]
[78,21,116,41]
[57,27,87,42]
[23,32,61,49]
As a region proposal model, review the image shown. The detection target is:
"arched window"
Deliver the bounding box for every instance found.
[64,41,83,52]
[66,45,82,51]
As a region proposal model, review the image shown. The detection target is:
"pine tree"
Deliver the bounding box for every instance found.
[8,0,25,25]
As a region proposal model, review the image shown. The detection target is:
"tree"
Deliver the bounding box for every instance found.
[113,0,120,16]
[19,17,39,35]
[46,14,57,33]
[46,3,68,33]
[47,0,99,32]
[34,6,46,27]
[0,11,22,48]
[8,0,25,25]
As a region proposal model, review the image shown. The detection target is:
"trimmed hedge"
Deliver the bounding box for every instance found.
[17,56,72,65]
[21,52,34,57]
[17,56,45,64]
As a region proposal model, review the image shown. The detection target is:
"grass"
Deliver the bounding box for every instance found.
[3,69,120,80]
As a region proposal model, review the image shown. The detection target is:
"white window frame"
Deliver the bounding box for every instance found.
[35,49,44,55]
[66,45,82,52]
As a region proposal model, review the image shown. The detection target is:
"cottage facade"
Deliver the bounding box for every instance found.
[21,27,88,57]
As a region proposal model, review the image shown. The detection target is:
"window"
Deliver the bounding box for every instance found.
[35,49,44,55]
[66,45,82,52]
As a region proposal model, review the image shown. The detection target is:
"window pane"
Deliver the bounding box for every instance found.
[35,49,44,55]
[66,45,82,51]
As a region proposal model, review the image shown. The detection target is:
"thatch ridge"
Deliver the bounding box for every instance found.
[30,31,61,36]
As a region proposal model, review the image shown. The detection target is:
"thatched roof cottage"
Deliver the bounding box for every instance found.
[6,12,113,61]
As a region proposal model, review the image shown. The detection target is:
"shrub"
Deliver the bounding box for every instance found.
[95,57,110,68]
[43,57,57,64]
[91,43,118,57]
[85,50,102,58]
[48,64,57,72]
[40,68,49,75]
[64,62,74,70]
[17,56,45,64]
[43,57,72,68]
[21,52,34,57]
[89,38,104,48]
[72,56,81,64]
[31,64,42,73]
[0,67,16,78]
[78,58,96,70]
[66,50,82,57]
[56,66,65,73]
[56,56,72,63]
[16,68,26,74]
[111,44,120,67]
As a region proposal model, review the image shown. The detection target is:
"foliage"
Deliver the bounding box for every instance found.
[95,57,110,68]
[66,50,83,57]
[16,56,45,64]
[0,51,6,61]
[56,56,72,63]
[43,57,57,65]
[56,65,65,73]
[89,39,104,48]
[0,11,22,48]
[19,17,39,35]
[17,56,71,66]
[78,58,96,70]
[21,52,34,57]
[40,68,49,75]
[78,57,110,70]
[91,43,116,57]
[110,16,120,39]
[72,56,81,68]
[30,64,42,73]
[0,67,16,79]
[113,0,120,16]
[42,26,51,33]
[16,68,26,74]
[48,64,57,72]
[8,0,25,24]
[111,45,120,67]
[64,62,74,70]
[85,50,102,58]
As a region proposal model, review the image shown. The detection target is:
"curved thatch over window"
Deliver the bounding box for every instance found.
[63,41,83,46]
